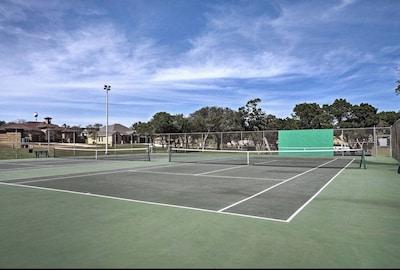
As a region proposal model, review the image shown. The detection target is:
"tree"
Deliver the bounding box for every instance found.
[291,102,332,129]
[238,98,284,150]
[343,103,379,128]
[326,98,353,127]
[188,106,241,149]
[280,117,301,130]
[238,98,268,131]
[147,112,187,147]
[377,111,400,126]
[132,121,152,134]
[149,112,177,134]
[189,106,240,133]
[221,108,242,131]
[131,121,154,144]
[172,114,191,133]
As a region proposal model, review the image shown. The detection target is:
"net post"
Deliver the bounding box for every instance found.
[360,149,366,169]
[95,148,98,160]
[168,146,172,162]
[147,144,151,161]
[247,151,250,165]
[362,149,366,169]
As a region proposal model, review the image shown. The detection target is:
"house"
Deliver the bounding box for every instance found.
[91,124,136,146]
[0,117,85,147]
[0,122,44,147]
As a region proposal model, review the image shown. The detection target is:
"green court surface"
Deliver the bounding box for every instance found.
[0,155,399,268]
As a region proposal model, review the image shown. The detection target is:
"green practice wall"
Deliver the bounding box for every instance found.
[278,129,333,156]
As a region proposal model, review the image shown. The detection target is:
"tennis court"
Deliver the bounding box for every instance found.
[1,149,361,222]
[1,149,399,268]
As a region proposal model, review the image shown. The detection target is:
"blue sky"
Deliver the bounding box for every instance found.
[1,0,399,128]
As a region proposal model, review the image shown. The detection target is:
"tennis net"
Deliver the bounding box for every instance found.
[54,147,151,161]
[168,147,366,169]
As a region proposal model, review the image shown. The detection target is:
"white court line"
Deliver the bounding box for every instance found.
[5,165,283,185]
[0,158,121,171]
[218,158,340,212]
[0,160,184,181]
[285,158,355,222]
[130,162,194,170]
[10,169,133,184]
[2,162,284,185]
[129,169,283,181]
[1,158,351,223]
[194,165,249,175]
[0,181,287,223]
[253,160,279,165]
[1,159,352,223]
[254,158,336,166]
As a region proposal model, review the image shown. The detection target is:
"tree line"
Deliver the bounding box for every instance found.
[1,98,398,135]
[131,98,400,135]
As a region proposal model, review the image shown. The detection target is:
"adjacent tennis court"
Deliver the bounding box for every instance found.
[1,149,399,268]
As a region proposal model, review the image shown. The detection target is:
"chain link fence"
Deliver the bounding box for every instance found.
[391,120,400,161]
[143,127,392,157]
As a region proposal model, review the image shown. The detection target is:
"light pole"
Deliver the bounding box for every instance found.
[104,84,111,154]
[47,129,50,154]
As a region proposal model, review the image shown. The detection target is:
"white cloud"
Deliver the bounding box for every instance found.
[0,0,398,126]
